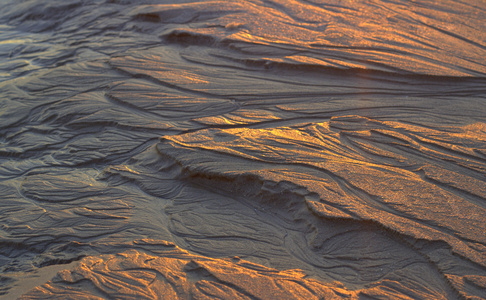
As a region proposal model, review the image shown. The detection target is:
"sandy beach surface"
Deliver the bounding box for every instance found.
[0,0,485,299]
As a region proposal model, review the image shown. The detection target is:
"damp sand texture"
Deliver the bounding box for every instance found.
[0,0,485,299]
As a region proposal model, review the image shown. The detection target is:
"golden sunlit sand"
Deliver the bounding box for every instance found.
[0,0,485,299]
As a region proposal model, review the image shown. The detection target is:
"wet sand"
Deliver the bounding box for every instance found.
[0,0,485,299]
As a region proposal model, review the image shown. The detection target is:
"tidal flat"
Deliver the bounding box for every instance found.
[0,0,485,299]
